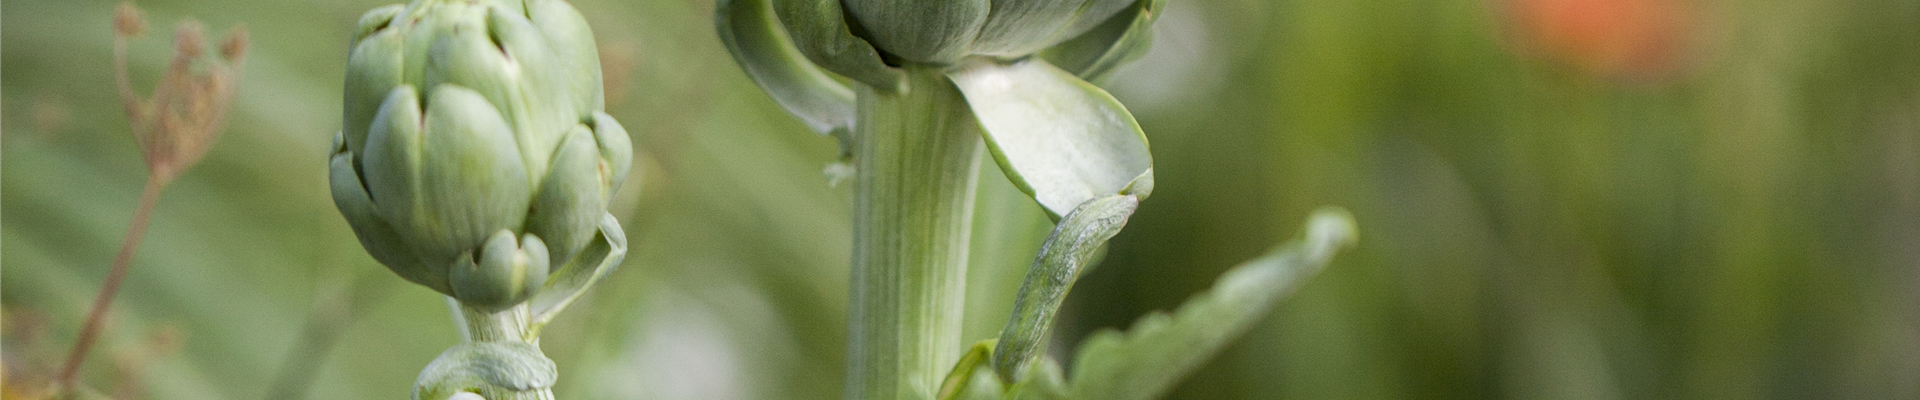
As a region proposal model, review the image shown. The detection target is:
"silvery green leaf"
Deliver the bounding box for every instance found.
[765,0,905,91]
[842,0,990,64]
[948,58,1153,218]
[413,341,557,400]
[529,213,628,332]
[993,195,1138,381]
[1064,209,1357,400]
[1039,0,1163,81]
[715,0,856,136]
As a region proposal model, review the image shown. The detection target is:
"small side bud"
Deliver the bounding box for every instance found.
[114,3,146,37]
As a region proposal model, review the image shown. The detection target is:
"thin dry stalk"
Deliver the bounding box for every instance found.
[54,2,247,392]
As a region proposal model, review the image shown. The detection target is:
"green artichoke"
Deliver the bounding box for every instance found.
[330,0,632,312]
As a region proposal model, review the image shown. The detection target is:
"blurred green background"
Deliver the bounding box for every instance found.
[6,0,1919,398]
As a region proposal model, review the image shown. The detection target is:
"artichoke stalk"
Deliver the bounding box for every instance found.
[331,0,631,398]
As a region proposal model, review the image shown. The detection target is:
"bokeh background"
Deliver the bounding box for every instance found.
[6,0,1919,398]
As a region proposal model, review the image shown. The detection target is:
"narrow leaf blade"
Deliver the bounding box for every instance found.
[1066,208,1358,400]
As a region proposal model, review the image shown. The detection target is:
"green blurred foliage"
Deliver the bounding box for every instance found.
[4,0,1918,399]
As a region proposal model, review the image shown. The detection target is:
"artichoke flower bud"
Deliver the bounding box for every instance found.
[332,0,632,308]
[838,0,1138,64]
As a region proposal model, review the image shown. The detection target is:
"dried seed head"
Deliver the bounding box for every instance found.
[114,3,146,37]
[219,26,248,62]
[172,22,205,59]
[116,16,245,184]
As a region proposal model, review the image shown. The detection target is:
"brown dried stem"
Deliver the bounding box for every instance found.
[55,2,246,392]
[56,178,163,389]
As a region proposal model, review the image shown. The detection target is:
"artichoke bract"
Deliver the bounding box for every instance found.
[331,0,632,312]
[843,0,1137,63]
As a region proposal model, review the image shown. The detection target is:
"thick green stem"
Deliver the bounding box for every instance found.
[456,302,534,343]
[846,65,984,400]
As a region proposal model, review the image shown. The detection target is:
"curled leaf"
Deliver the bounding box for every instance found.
[715,0,857,137]
[948,58,1152,219]
[413,341,558,400]
[992,195,1139,381]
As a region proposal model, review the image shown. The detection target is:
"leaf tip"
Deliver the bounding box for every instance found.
[1304,207,1357,258]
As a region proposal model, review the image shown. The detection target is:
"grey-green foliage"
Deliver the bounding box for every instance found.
[330,0,633,312]
[940,209,1358,400]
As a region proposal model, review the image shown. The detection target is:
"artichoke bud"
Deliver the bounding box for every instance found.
[823,0,1139,64]
[334,0,633,306]
[841,0,989,64]
[452,230,551,312]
